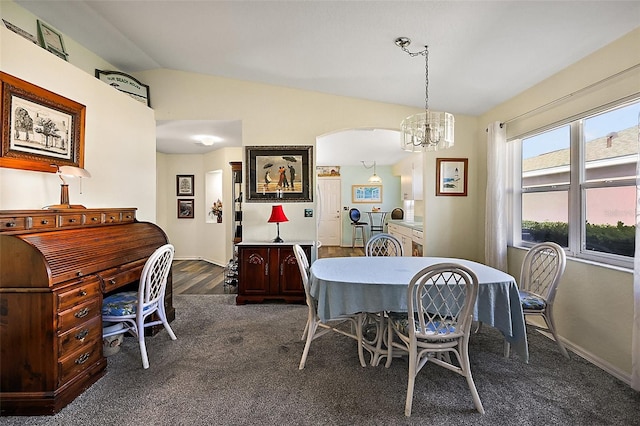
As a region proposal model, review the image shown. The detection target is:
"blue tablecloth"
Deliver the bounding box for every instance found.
[310,256,528,362]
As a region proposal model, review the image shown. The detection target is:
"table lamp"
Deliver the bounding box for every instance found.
[44,164,92,209]
[267,205,288,243]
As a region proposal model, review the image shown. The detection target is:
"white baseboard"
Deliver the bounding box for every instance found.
[537,330,632,387]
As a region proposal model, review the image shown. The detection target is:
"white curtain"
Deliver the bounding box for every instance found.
[633,114,640,392]
[485,122,508,272]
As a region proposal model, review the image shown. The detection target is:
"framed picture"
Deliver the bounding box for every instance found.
[436,158,468,196]
[352,184,383,203]
[95,70,151,107]
[177,199,194,219]
[176,174,194,196]
[3,19,38,44]
[36,20,68,59]
[246,145,313,202]
[0,71,86,172]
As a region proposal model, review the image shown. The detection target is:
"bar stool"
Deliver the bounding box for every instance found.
[349,208,368,248]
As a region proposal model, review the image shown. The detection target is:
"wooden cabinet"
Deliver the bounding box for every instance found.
[0,208,172,416]
[235,242,312,304]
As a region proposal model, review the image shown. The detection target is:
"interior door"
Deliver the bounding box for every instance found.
[317,177,341,246]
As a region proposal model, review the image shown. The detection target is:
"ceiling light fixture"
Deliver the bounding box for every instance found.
[395,37,454,152]
[361,161,382,184]
[193,135,223,146]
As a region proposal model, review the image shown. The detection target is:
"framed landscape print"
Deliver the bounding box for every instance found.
[177,199,194,218]
[436,158,468,196]
[0,72,85,172]
[37,20,68,60]
[352,184,383,203]
[246,145,313,202]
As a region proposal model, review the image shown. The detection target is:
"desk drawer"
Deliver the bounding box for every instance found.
[99,263,145,293]
[58,316,102,359]
[58,213,84,227]
[58,341,102,386]
[30,215,58,230]
[57,279,102,312]
[57,297,101,333]
[0,216,27,232]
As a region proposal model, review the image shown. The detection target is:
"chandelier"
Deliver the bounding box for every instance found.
[395,37,454,152]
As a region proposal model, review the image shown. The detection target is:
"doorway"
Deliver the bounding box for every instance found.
[317,177,341,246]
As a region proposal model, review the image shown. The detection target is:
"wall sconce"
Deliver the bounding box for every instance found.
[44,164,92,209]
[267,205,289,243]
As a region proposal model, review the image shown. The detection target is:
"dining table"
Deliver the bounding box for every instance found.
[309,256,529,363]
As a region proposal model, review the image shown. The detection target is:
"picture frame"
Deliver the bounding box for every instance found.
[177,199,194,219]
[246,145,313,202]
[95,70,151,107]
[3,19,38,44]
[36,20,68,59]
[436,158,468,196]
[176,174,194,196]
[352,184,383,203]
[0,71,86,172]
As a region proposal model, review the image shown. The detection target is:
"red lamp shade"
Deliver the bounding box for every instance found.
[267,205,288,242]
[267,205,289,223]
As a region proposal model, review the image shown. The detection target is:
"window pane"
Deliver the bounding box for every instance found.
[522,126,570,188]
[584,102,639,183]
[584,186,635,257]
[521,191,568,246]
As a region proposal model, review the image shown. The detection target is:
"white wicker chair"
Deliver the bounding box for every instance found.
[506,241,569,359]
[386,263,484,416]
[293,244,367,369]
[102,243,177,369]
[365,233,403,257]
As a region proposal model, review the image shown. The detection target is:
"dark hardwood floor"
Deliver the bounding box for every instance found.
[172,245,363,295]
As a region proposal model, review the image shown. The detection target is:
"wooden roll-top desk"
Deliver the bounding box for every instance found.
[0,208,174,416]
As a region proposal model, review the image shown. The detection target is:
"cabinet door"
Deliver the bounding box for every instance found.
[277,246,305,295]
[238,247,269,295]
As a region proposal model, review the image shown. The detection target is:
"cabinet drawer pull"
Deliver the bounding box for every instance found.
[79,290,87,297]
[75,307,90,318]
[75,329,89,341]
[5,222,16,228]
[265,264,269,276]
[109,279,116,285]
[91,217,99,222]
[41,219,49,225]
[110,216,116,220]
[69,218,77,223]
[75,353,90,365]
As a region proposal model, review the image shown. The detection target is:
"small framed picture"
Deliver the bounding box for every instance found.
[36,20,68,59]
[177,199,194,219]
[176,174,194,196]
[352,184,383,203]
[436,158,468,196]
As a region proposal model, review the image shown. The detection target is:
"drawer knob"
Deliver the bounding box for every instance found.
[75,329,89,341]
[75,353,90,365]
[110,216,116,220]
[79,290,87,297]
[69,218,77,223]
[6,222,16,228]
[41,219,49,225]
[91,217,98,221]
[75,307,90,318]
[109,279,116,285]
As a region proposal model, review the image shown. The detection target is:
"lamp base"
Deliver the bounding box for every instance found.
[42,204,87,210]
[272,236,284,243]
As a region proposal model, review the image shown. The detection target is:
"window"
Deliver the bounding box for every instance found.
[512,99,639,268]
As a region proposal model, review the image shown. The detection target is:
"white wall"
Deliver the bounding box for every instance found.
[0,26,157,220]
[480,28,640,381]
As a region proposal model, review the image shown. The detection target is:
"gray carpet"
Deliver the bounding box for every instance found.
[3,295,639,425]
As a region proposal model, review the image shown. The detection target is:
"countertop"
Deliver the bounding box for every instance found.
[388,220,423,232]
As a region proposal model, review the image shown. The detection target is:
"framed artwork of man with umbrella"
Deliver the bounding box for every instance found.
[245,145,313,202]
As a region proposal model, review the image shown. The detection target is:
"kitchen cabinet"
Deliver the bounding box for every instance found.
[236,242,312,304]
[387,223,413,256]
[399,154,423,201]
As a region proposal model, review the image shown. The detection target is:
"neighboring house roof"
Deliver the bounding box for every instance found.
[523,126,637,172]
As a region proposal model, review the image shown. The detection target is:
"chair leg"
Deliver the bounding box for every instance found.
[543,311,570,359]
[355,313,366,368]
[504,340,511,358]
[460,345,485,414]
[137,318,150,369]
[404,346,418,417]
[385,320,394,368]
[299,320,318,369]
